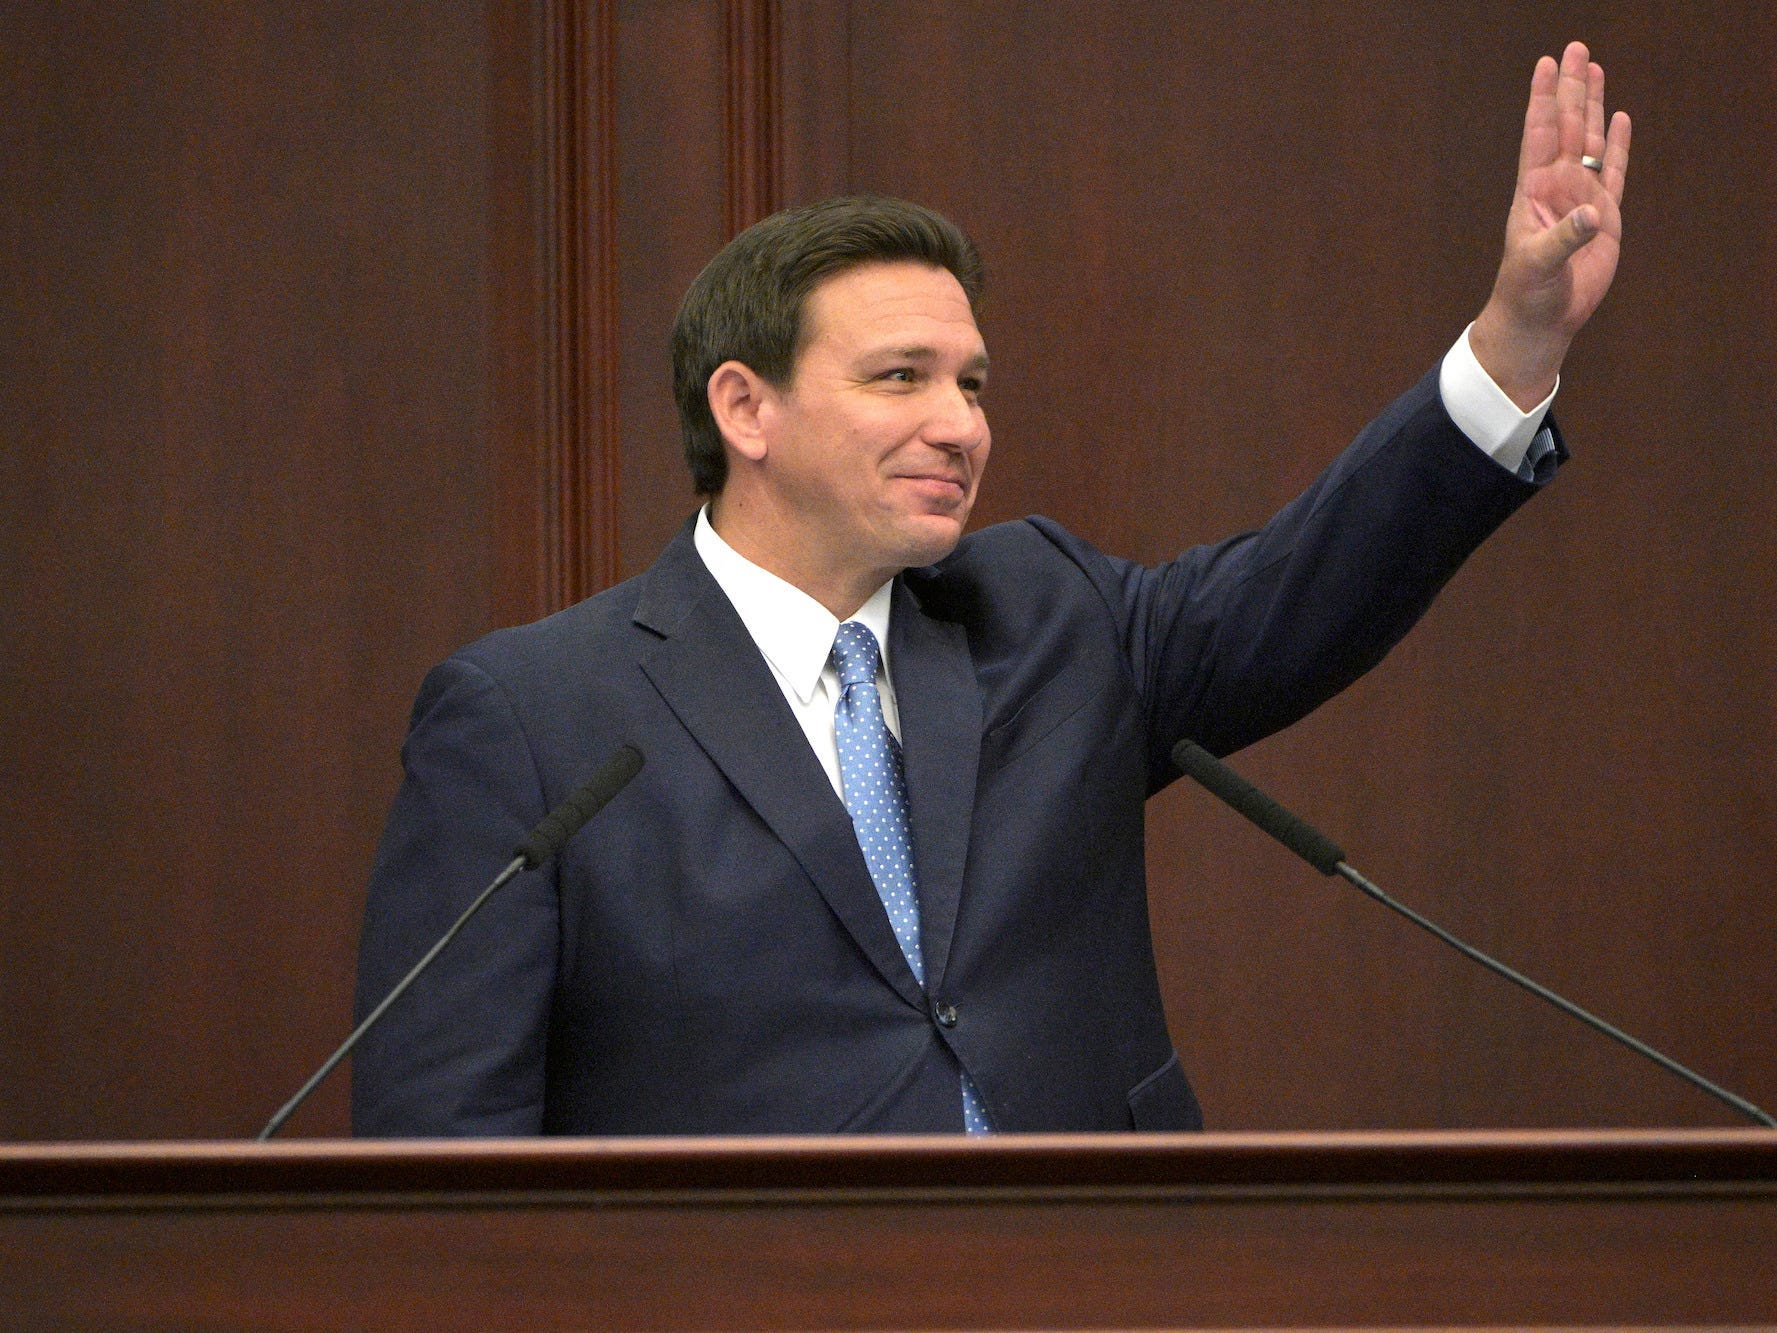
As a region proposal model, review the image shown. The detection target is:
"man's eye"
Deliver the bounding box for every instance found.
[960,377,985,396]
[883,368,915,383]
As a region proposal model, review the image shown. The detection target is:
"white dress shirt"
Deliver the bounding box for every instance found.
[1442,323,1558,474]
[694,511,898,799]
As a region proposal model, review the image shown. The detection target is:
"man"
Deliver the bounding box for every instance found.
[353,44,1629,1134]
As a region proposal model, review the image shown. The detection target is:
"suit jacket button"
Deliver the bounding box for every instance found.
[933,1002,958,1029]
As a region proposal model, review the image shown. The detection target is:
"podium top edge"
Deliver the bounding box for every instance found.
[4,1127,1776,1205]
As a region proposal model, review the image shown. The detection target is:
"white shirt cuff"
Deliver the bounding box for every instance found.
[1440,322,1558,476]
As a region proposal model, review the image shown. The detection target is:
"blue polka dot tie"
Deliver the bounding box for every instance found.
[831,622,991,1134]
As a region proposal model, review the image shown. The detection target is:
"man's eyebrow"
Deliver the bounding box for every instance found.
[871,345,991,373]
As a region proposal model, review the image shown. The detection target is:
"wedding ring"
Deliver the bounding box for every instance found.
[1580,155,1604,172]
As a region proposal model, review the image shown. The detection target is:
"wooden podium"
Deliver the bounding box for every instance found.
[4,1129,1774,1328]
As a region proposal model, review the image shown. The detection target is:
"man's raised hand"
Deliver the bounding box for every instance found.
[1470,41,1632,410]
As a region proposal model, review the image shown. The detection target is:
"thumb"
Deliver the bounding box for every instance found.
[1526,204,1600,273]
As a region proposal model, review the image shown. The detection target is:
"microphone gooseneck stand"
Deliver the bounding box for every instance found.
[1172,739,1775,1129]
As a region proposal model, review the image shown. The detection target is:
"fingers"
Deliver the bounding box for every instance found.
[1585,62,1606,162]
[1518,54,1560,177]
[1528,205,1603,277]
[1519,41,1629,203]
[1555,41,1590,162]
[1600,109,1632,204]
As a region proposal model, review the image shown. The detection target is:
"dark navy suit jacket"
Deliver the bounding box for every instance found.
[352,367,1560,1135]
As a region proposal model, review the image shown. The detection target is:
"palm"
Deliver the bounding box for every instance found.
[1507,156,1622,335]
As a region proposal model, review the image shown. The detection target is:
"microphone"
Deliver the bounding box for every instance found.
[256,744,645,1141]
[515,744,644,868]
[1171,738,1776,1129]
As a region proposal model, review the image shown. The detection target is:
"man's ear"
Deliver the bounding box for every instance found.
[707,360,776,464]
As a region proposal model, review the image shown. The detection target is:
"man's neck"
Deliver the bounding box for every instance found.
[706,493,892,620]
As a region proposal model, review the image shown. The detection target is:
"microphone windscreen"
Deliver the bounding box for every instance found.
[515,744,645,868]
[1171,739,1345,874]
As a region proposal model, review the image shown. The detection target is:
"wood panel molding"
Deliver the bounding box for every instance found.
[724,0,781,234]
[540,0,621,607]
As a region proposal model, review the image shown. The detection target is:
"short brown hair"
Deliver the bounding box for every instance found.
[670,196,985,495]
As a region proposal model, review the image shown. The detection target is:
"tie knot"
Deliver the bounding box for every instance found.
[831,621,882,688]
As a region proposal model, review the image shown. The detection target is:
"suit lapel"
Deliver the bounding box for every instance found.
[890,578,981,998]
[633,526,927,1009]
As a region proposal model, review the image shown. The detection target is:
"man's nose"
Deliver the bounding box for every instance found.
[925,383,986,451]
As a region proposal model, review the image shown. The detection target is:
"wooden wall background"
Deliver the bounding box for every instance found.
[2,0,1771,1141]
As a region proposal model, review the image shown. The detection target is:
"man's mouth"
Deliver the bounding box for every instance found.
[897,472,968,496]
[897,476,968,511]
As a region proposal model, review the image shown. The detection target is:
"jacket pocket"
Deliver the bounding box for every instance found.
[980,670,1093,770]
[1127,1051,1203,1131]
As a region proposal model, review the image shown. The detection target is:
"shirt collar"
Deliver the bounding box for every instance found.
[693,507,895,704]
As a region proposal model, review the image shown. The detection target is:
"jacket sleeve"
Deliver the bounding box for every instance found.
[351,654,559,1136]
[1032,365,1565,793]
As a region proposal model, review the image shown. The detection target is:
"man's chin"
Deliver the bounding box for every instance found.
[892,511,970,569]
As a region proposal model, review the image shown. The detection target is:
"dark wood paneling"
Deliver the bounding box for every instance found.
[538,0,623,607]
[612,0,731,576]
[724,0,782,234]
[485,0,623,623]
[0,4,515,1139]
[0,1,635,1138]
